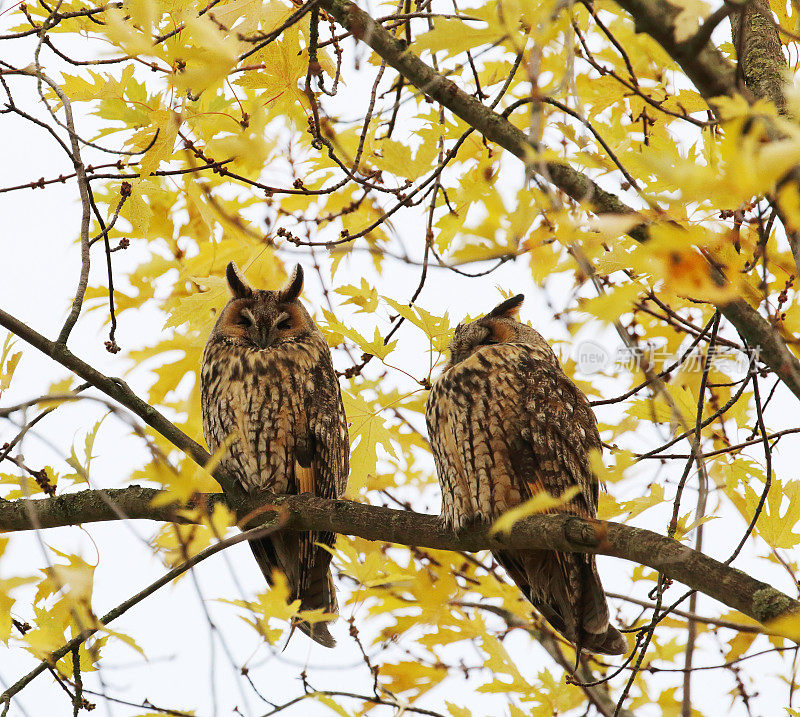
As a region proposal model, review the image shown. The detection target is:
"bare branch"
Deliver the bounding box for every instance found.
[6,68,93,346]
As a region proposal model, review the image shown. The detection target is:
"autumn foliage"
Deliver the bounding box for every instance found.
[2,0,800,713]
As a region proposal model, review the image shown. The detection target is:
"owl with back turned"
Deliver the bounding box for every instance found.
[201,262,349,647]
[426,294,625,655]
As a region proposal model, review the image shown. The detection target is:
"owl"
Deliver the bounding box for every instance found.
[201,262,349,648]
[425,294,626,655]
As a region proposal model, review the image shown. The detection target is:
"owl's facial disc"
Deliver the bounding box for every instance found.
[255,311,294,349]
[230,302,302,350]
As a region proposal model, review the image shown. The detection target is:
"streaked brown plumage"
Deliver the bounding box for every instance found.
[425,294,626,655]
[201,262,349,647]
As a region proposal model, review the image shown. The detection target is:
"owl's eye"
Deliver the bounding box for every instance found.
[276,318,292,331]
[237,314,252,327]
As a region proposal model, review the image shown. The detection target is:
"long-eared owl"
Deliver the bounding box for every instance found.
[425,294,625,655]
[201,262,349,647]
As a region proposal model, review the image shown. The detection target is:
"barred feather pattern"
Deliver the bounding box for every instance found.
[201,265,348,648]
[425,302,626,655]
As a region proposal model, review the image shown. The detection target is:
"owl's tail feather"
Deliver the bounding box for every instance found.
[248,535,338,649]
[295,548,338,648]
[495,549,626,656]
[576,559,627,656]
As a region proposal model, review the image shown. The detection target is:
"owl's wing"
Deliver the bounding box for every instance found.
[495,348,623,653]
[247,356,348,649]
[285,360,349,646]
[428,344,600,524]
[307,369,349,501]
[511,351,600,515]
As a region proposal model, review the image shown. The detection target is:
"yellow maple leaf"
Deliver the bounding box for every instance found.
[491,486,580,535]
[171,15,241,96]
[341,389,398,496]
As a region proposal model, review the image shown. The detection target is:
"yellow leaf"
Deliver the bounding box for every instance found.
[164,275,229,331]
[335,279,379,314]
[383,298,451,352]
[138,107,180,179]
[321,309,396,360]
[103,6,157,56]
[0,333,21,391]
[0,539,35,644]
[578,282,643,324]
[341,390,397,496]
[615,483,666,520]
[762,608,800,642]
[101,626,145,657]
[171,16,241,96]
[153,522,213,568]
[740,478,800,549]
[414,18,506,58]
[220,571,301,644]
[310,694,350,717]
[491,487,580,535]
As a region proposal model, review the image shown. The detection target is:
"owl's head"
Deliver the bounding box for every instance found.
[447,294,551,367]
[210,262,317,349]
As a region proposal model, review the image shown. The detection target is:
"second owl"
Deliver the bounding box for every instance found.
[201,262,349,647]
[426,294,626,655]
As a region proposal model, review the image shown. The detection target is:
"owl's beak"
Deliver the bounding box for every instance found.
[256,326,273,349]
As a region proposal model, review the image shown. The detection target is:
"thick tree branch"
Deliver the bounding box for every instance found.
[0,305,797,634]
[1,486,797,630]
[611,0,744,102]
[730,0,787,113]
[727,0,800,281]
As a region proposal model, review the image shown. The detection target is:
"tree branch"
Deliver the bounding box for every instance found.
[610,0,744,102]
[7,69,94,346]
[727,0,800,281]
[0,308,245,502]
[611,0,800,283]
[730,0,787,113]
[0,486,797,631]
[457,601,636,717]
[0,519,286,707]
[0,305,796,632]
[316,0,647,239]
[313,0,800,404]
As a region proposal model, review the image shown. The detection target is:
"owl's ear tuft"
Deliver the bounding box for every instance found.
[226,262,253,299]
[278,264,304,303]
[487,294,524,319]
